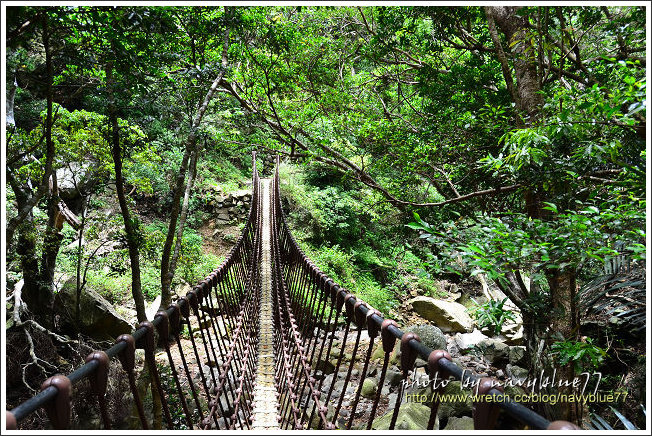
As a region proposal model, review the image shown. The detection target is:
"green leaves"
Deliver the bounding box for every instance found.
[550,337,606,374]
[468,297,517,335]
[405,197,645,290]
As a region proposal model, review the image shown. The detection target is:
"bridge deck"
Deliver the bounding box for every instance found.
[251,179,279,430]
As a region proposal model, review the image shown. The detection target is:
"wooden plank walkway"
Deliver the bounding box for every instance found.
[251,179,279,430]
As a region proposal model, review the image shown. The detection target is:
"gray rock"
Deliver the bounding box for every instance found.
[408,297,474,333]
[444,416,474,430]
[388,392,398,407]
[405,324,447,351]
[454,329,490,350]
[477,338,510,365]
[390,325,447,369]
[321,374,334,392]
[333,380,346,398]
[508,346,526,365]
[54,277,133,340]
[506,364,529,383]
[386,369,403,387]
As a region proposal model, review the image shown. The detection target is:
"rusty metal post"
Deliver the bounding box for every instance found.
[40,375,71,429]
[367,319,398,429]
[85,351,111,429]
[427,349,452,429]
[473,377,504,429]
[116,334,148,429]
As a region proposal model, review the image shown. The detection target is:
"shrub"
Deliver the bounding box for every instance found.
[550,337,606,374]
[468,297,516,335]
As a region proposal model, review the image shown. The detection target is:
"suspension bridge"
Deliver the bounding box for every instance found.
[5,154,579,431]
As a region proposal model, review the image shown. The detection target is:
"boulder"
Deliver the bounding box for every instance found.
[454,329,490,350]
[54,278,133,340]
[406,324,447,351]
[371,402,431,430]
[391,324,448,368]
[444,416,474,430]
[476,338,510,365]
[408,297,474,333]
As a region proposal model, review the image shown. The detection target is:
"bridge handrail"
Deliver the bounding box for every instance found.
[272,155,578,431]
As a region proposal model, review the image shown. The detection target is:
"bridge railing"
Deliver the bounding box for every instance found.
[270,156,579,431]
[5,152,263,430]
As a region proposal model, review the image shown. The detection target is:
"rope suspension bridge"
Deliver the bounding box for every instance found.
[5,154,579,431]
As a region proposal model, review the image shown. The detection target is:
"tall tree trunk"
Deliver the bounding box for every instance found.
[487,6,581,423]
[163,140,200,308]
[6,13,58,247]
[40,11,64,321]
[486,6,543,123]
[18,12,59,325]
[106,60,147,323]
[160,8,231,309]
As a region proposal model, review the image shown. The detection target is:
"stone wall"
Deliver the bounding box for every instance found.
[207,189,252,224]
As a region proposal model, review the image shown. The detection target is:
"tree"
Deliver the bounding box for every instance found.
[159,6,233,310]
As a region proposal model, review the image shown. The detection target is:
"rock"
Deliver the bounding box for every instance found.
[411,384,435,406]
[444,416,474,430]
[408,297,474,333]
[454,329,490,350]
[54,278,133,340]
[505,328,523,345]
[386,369,403,387]
[476,338,510,365]
[321,374,334,392]
[316,359,336,375]
[371,402,431,430]
[333,380,347,398]
[506,364,529,383]
[371,345,385,361]
[145,295,161,321]
[508,346,526,365]
[437,381,473,419]
[361,378,378,398]
[391,325,447,368]
[405,324,447,351]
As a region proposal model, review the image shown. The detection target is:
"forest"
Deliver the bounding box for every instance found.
[3,4,647,431]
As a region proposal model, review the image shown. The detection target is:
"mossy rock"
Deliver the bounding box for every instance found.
[371,402,431,430]
[437,381,473,419]
[444,416,474,430]
[361,377,378,398]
